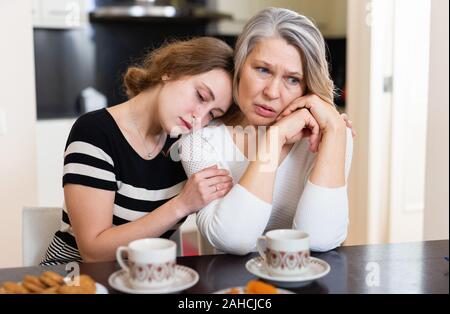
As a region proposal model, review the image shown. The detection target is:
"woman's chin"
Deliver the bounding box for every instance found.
[248,114,276,127]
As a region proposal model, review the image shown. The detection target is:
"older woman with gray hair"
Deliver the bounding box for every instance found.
[180,7,353,254]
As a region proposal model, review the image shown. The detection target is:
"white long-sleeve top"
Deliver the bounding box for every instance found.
[179,122,353,255]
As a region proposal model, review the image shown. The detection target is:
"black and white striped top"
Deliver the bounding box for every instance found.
[41,109,187,265]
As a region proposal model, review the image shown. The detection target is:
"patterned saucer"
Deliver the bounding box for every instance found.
[108,265,199,294]
[245,256,330,288]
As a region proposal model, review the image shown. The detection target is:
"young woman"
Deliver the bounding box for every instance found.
[180,8,353,254]
[41,37,234,265]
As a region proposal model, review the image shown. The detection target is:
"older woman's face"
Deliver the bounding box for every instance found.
[237,37,306,126]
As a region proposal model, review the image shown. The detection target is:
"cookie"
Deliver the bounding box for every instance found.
[40,286,59,294]
[58,275,96,294]
[1,272,96,294]
[41,271,64,284]
[2,281,29,294]
[24,275,46,289]
[23,281,45,293]
[39,276,60,288]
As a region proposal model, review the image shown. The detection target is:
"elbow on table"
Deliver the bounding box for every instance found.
[209,233,257,256]
[309,229,348,252]
[79,250,98,263]
[78,244,111,263]
[79,249,103,263]
[223,241,255,256]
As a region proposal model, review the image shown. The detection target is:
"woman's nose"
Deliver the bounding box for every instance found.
[192,107,209,126]
[263,78,281,100]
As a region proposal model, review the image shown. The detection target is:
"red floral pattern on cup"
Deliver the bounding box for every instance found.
[265,249,310,270]
[129,260,176,283]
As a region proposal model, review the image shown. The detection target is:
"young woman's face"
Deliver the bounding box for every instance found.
[237,37,306,126]
[158,68,233,135]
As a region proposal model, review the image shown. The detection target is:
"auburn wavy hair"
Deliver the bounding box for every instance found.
[123,37,234,98]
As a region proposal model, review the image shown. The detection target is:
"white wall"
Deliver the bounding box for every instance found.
[366,0,395,244]
[345,0,371,245]
[36,119,76,207]
[0,0,37,268]
[423,0,449,240]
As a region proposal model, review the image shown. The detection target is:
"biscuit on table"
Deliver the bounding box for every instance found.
[58,275,96,294]
[24,275,47,289]
[2,281,29,294]
[40,286,59,294]
[58,285,95,294]
[1,272,96,294]
[22,281,45,293]
[39,276,60,288]
[79,275,96,292]
[41,271,64,284]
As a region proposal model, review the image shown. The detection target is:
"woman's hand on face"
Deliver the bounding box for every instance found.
[175,165,233,216]
[277,94,345,133]
[273,108,321,152]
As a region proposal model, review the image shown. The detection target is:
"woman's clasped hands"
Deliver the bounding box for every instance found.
[273,94,355,152]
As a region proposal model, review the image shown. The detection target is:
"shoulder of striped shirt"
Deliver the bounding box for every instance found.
[65,141,114,166]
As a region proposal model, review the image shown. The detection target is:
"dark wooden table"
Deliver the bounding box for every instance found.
[1,240,448,294]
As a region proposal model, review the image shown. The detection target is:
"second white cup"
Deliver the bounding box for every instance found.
[257,229,311,277]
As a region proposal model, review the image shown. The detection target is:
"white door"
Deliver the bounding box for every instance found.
[346,0,431,244]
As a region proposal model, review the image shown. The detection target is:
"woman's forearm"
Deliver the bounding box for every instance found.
[238,129,283,203]
[196,183,273,255]
[80,197,186,262]
[309,121,347,187]
[294,180,349,251]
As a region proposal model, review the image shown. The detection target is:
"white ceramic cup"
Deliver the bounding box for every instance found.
[116,238,177,289]
[257,229,310,277]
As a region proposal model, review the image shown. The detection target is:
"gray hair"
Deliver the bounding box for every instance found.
[233,7,335,105]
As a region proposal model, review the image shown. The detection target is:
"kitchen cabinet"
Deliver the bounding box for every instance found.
[213,0,347,38]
